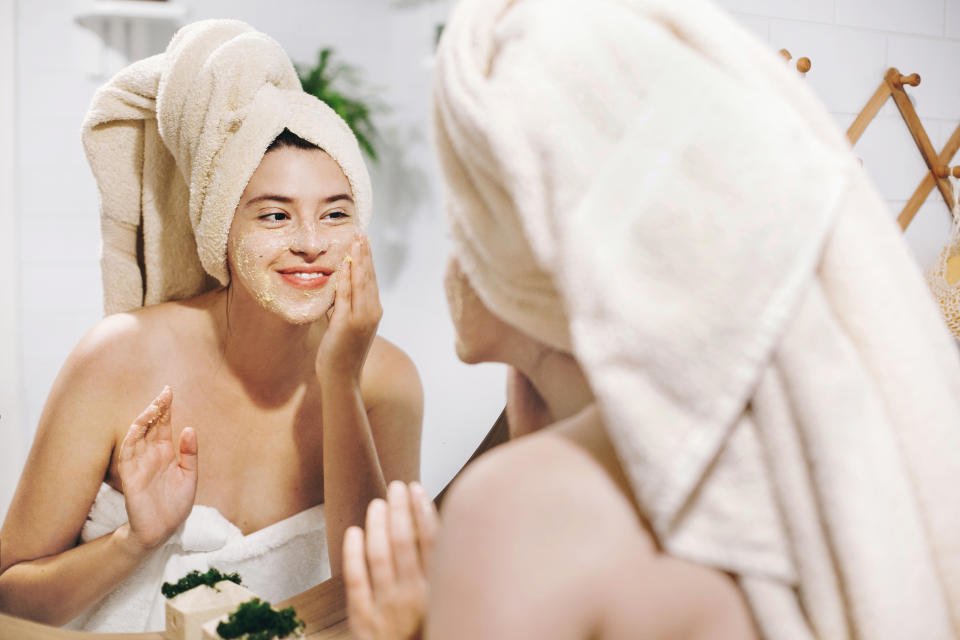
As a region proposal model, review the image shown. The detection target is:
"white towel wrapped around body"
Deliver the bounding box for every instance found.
[64,483,329,633]
[82,19,372,314]
[434,0,960,637]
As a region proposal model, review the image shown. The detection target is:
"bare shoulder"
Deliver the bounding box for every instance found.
[429,431,649,639]
[0,303,193,569]
[67,311,157,381]
[360,335,423,407]
[39,298,213,451]
[58,302,195,395]
[430,430,757,640]
[439,429,652,556]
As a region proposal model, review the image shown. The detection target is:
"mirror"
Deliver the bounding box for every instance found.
[0,0,505,633]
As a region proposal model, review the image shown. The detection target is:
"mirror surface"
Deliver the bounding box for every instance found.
[0,0,504,592]
[4,0,505,503]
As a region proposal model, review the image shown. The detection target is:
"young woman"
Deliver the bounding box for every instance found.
[0,21,422,632]
[343,0,960,637]
[344,263,755,640]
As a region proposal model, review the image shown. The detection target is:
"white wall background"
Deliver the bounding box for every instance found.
[0,0,23,520]
[3,0,960,517]
[715,0,960,267]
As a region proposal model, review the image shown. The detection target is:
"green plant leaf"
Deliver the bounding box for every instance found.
[161,568,242,599]
[295,48,381,162]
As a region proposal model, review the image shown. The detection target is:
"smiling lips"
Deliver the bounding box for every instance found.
[277,267,333,290]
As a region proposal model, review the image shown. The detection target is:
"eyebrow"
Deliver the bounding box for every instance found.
[243,193,354,207]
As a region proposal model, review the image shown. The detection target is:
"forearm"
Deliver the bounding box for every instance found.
[321,377,387,575]
[0,523,151,626]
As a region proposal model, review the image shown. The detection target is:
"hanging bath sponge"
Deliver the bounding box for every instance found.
[926,176,960,338]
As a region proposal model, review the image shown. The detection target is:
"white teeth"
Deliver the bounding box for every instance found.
[289,272,325,280]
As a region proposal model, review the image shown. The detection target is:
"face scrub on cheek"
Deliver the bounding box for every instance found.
[228,230,352,324]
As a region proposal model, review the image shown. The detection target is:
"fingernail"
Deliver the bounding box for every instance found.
[368,499,387,521]
[388,481,406,500]
[409,482,428,502]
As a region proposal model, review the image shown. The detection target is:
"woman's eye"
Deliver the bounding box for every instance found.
[260,211,288,223]
[324,210,349,221]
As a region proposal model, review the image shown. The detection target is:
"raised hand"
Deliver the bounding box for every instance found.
[117,386,198,552]
[317,233,382,383]
[344,481,439,640]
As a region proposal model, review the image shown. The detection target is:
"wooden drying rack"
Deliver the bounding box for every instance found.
[779,48,812,74]
[775,53,957,232]
[846,67,960,230]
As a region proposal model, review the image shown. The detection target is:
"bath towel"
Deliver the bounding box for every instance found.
[64,483,329,632]
[82,19,372,315]
[434,0,960,637]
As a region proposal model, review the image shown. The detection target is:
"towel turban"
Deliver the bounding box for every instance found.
[82,19,372,314]
[434,0,960,637]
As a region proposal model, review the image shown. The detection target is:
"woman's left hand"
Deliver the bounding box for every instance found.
[316,233,382,383]
[343,481,439,640]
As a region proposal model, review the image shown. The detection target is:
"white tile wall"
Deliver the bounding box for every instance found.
[20,312,100,432]
[728,11,771,43]
[17,166,99,218]
[770,20,888,114]
[853,115,932,200]
[837,0,946,36]
[947,0,960,37]
[714,0,836,23]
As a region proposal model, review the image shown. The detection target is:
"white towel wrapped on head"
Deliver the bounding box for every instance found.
[434,0,960,637]
[82,19,372,314]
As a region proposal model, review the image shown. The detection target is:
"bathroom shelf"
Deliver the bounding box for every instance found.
[74,1,186,78]
[76,0,186,22]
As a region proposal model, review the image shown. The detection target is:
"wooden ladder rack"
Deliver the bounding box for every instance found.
[847,67,960,230]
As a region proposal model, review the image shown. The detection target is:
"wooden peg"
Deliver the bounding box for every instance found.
[934,165,960,179]
[892,72,921,88]
[796,57,811,73]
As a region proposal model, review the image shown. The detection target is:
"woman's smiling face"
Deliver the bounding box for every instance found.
[227,145,357,324]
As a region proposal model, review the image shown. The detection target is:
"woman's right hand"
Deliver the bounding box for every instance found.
[343,481,438,640]
[117,386,198,553]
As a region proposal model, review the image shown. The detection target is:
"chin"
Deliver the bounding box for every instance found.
[282,311,325,326]
[454,336,488,364]
[264,295,333,325]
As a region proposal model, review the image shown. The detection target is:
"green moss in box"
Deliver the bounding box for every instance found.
[216,598,305,640]
[162,568,242,599]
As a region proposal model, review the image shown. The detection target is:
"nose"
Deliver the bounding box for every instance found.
[289,220,328,260]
